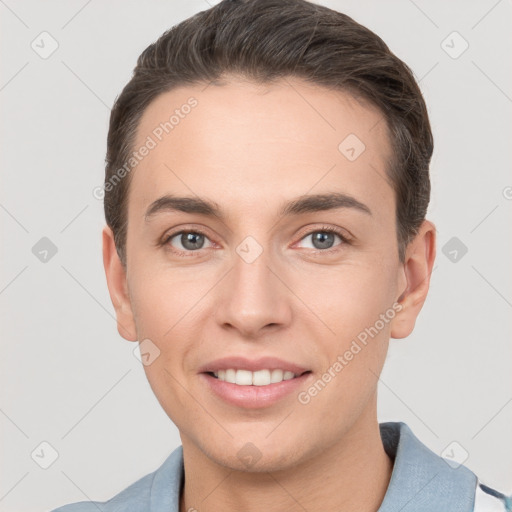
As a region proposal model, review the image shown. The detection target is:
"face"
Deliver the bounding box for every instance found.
[104,76,428,472]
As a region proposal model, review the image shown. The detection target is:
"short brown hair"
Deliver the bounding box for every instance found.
[104,0,433,266]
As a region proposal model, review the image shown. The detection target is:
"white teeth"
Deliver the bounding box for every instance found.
[252,369,271,386]
[213,368,300,385]
[270,369,284,383]
[235,369,253,385]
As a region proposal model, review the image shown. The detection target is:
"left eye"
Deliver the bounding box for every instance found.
[297,230,344,250]
[167,231,214,252]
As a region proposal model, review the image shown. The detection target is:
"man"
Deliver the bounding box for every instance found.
[52,0,511,510]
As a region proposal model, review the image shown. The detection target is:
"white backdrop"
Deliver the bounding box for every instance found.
[1,1,511,510]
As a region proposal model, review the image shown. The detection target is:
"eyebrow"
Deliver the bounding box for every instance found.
[144,192,372,222]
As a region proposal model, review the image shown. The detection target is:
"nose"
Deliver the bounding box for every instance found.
[214,242,293,339]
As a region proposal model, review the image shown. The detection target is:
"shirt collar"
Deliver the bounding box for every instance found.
[148,421,477,512]
[377,421,476,511]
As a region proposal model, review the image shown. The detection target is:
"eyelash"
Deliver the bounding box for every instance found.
[161,225,351,257]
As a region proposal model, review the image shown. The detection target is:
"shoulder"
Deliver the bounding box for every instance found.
[50,472,154,512]
[49,445,184,512]
[378,422,511,512]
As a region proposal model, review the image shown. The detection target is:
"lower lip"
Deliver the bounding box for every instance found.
[200,372,312,409]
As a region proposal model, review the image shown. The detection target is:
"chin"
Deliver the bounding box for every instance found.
[200,435,310,474]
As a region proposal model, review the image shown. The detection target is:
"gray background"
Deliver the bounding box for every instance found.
[1,0,511,510]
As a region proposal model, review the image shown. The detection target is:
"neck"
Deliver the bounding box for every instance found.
[179,399,393,512]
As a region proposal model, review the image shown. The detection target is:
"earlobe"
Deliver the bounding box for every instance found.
[102,225,138,342]
[390,220,436,339]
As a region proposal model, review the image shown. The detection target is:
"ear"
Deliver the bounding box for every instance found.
[102,225,138,342]
[390,220,436,339]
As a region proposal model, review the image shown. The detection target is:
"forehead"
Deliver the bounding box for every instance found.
[128,76,393,222]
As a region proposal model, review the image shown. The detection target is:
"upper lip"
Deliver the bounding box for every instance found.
[199,356,309,375]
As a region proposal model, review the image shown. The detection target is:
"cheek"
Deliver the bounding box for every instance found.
[127,268,198,339]
[127,270,201,390]
[293,259,396,405]
[296,258,398,340]
[296,291,391,432]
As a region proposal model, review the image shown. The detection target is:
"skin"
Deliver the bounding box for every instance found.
[103,76,436,512]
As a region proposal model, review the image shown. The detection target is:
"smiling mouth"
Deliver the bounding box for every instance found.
[206,369,311,386]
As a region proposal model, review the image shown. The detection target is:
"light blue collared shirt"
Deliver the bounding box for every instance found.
[51,422,511,512]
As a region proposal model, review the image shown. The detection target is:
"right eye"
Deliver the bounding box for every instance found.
[163,230,215,255]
